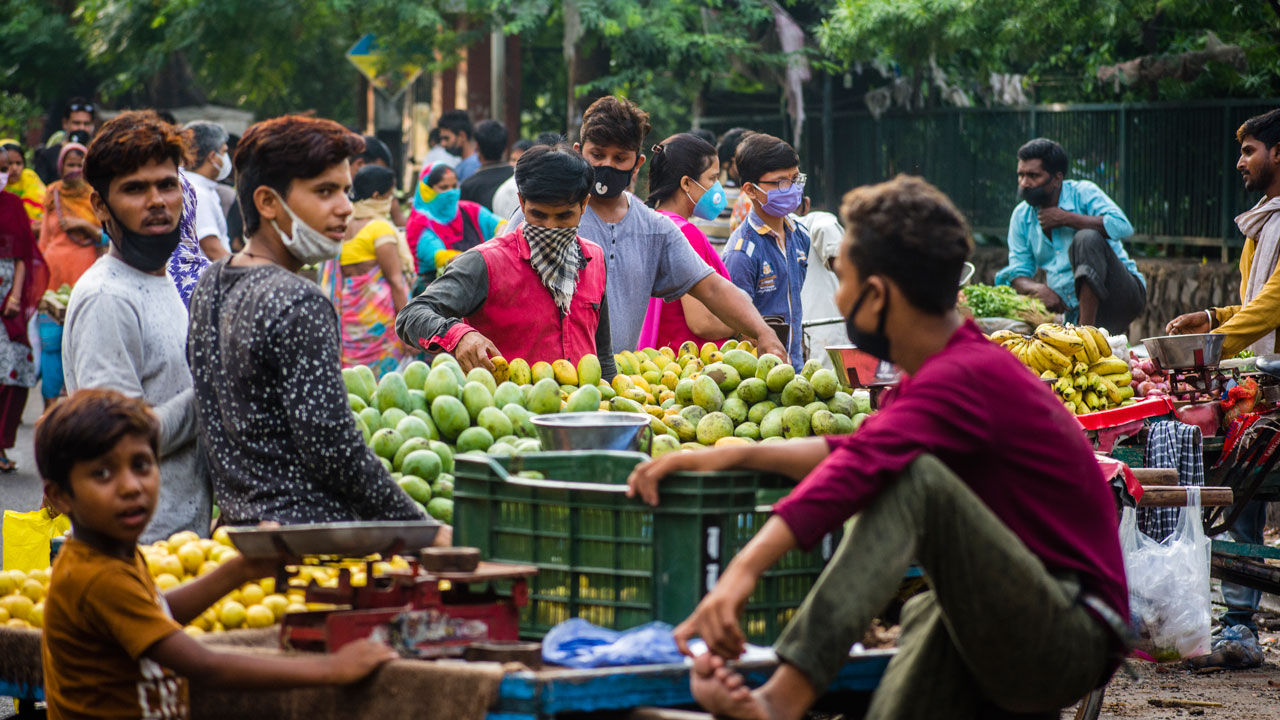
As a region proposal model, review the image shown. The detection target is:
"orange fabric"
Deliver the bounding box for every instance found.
[39,182,100,290]
[42,537,188,720]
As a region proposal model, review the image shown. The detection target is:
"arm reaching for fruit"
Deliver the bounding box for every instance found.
[395,251,489,355]
[147,631,396,689]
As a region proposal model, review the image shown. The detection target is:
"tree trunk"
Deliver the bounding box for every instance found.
[563,0,609,140]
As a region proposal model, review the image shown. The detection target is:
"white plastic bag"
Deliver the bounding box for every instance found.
[1119,487,1211,661]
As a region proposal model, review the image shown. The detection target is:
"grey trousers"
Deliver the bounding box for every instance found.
[1069,229,1146,335]
[774,455,1112,719]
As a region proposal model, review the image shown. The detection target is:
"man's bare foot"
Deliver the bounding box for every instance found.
[690,653,772,720]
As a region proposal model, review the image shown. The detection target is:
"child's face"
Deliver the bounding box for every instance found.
[45,434,159,545]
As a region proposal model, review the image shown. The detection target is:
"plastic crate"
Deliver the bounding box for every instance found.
[453,451,837,645]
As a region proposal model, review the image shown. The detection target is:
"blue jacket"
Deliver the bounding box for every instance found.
[722,210,809,369]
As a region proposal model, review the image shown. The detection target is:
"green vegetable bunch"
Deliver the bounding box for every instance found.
[960,284,1051,323]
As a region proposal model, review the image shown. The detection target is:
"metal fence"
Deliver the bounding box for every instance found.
[703,98,1280,252]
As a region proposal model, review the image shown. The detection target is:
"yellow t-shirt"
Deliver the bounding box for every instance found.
[42,537,188,720]
[339,218,400,267]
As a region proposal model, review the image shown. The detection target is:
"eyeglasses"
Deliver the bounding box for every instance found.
[755,173,806,191]
[67,102,95,113]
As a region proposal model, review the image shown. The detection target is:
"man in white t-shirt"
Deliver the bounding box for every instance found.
[180,121,232,261]
[795,199,846,368]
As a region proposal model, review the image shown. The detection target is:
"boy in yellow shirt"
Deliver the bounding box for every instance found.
[38,389,395,720]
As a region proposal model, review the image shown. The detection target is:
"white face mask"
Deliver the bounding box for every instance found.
[267,189,343,265]
[0,171,8,189]
[214,151,232,182]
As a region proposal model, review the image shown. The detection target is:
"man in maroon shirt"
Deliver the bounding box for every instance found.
[627,175,1128,720]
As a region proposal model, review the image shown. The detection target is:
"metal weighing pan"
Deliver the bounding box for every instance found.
[531,411,653,452]
[225,520,440,559]
[1141,333,1226,370]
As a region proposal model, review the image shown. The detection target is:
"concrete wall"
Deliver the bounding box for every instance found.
[971,246,1242,343]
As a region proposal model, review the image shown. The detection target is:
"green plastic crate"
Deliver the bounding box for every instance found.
[453,451,837,645]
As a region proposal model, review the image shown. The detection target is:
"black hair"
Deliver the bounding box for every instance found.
[425,163,455,187]
[689,128,716,146]
[353,165,396,201]
[36,388,160,496]
[735,132,798,187]
[533,132,563,147]
[716,127,752,166]
[842,175,973,313]
[1237,109,1280,150]
[1016,138,1068,177]
[474,119,508,162]
[512,139,534,154]
[63,96,95,120]
[1,141,22,157]
[437,110,474,140]
[360,135,393,166]
[515,144,592,205]
[156,110,178,126]
[428,127,441,145]
[645,133,716,209]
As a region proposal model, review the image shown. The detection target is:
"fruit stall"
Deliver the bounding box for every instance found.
[0,337,903,718]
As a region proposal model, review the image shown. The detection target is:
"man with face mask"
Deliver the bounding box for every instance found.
[180,120,232,261]
[627,176,1128,720]
[995,138,1145,333]
[506,96,786,360]
[62,110,211,543]
[397,145,616,378]
[185,115,445,538]
[722,132,811,369]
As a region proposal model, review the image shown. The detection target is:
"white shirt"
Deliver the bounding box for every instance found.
[795,211,846,369]
[424,145,461,169]
[180,168,229,253]
[491,175,520,221]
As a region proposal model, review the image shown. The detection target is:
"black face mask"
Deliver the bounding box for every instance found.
[106,205,182,273]
[1018,183,1053,208]
[846,283,892,363]
[591,161,636,199]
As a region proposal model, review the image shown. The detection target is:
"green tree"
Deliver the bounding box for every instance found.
[817,0,1280,103]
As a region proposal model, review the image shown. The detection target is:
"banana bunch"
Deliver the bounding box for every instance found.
[988,324,1135,416]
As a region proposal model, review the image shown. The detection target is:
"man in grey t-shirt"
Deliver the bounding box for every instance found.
[508,96,785,358]
[64,111,210,543]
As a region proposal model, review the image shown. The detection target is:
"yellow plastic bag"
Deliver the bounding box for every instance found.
[3,508,72,572]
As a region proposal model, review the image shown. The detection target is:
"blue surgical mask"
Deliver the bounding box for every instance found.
[426,188,460,221]
[759,183,804,217]
[689,180,727,221]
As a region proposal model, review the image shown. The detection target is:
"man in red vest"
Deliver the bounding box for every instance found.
[396,144,616,379]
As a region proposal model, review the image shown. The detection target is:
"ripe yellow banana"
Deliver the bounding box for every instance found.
[1087,326,1112,359]
[1035,324,1085,354]
[1076,327,1102,364]
[1097,375,1124,404]
[1102,372,1132,387]
[990,330,1021,344]
[1035,340,1072,370]
[1090,357,1129,376]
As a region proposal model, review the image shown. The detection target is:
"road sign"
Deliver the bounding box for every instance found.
[347,34,422,101]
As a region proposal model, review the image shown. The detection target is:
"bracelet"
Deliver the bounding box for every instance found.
[1205,309,1214,330]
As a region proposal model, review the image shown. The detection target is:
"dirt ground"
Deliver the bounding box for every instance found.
[1098,624,1280,719]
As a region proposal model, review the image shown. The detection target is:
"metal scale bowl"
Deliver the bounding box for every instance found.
[1142,334,1232,402]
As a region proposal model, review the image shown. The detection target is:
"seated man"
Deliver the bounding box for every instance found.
[628,175,1127,720]
[396,145,616,379]
[995,138,1145,333]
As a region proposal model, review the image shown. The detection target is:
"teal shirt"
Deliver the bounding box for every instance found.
[994,179,1144,317]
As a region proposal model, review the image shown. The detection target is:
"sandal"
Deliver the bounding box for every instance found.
[0,455,16,473]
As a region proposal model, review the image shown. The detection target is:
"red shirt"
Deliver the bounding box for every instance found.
[773,320,1128,617]
[433,225,608,367]
[635,210,731,350]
